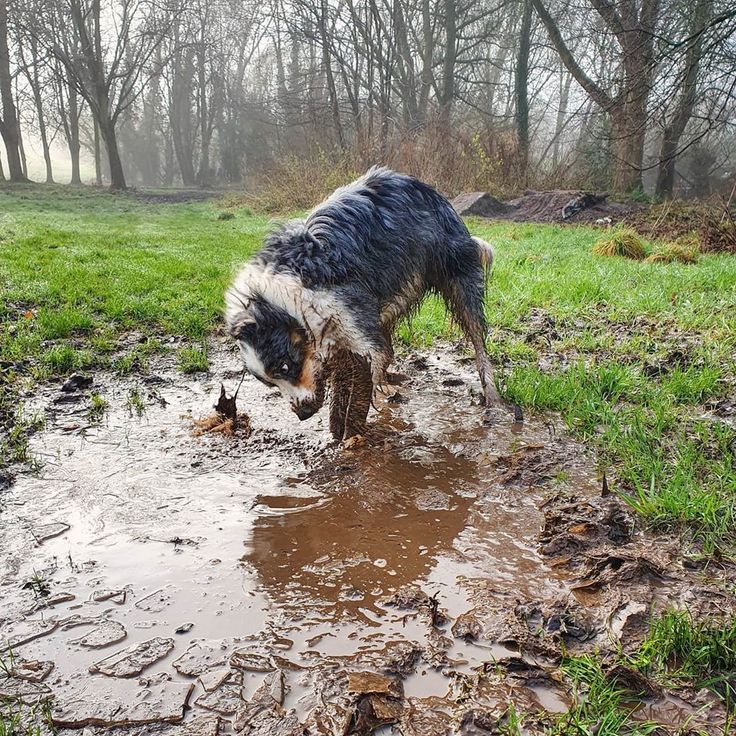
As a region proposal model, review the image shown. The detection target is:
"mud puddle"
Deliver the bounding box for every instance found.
[0,344,730,734]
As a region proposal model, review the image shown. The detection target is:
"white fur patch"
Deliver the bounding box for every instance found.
[227,263,374,364]
[240,343,268,380]
[472,236,494,268]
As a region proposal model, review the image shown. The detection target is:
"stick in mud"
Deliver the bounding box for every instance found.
[192,375,251,437]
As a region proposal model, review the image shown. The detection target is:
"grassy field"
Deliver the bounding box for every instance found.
[2,185,736,556]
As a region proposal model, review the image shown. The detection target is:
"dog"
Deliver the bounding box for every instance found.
[225,166,504,439]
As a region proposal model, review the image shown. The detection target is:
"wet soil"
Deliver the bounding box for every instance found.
[0,343,730,734]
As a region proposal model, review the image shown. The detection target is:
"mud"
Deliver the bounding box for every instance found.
[0,342,731,734]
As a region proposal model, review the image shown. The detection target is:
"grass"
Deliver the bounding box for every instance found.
[646,239,700,264]
[87,392,109,422]
[1,187,736,556]
[632,609,736,701]
[592,227,648,259]
[548,655,661,736]
[177,343,209,373]
[126,387,146,416]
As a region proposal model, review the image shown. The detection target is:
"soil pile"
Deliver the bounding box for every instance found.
[453,189,644,224]
[625,199,736,253]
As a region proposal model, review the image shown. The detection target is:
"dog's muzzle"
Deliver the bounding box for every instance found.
[292,401,319,421]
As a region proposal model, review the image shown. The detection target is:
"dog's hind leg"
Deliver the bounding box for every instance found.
[442,271,503,409]
[328,350,372,440]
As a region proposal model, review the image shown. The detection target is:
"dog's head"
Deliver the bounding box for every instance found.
[226,296,326,420]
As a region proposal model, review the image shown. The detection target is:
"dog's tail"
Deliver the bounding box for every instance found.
[472,236,494,270]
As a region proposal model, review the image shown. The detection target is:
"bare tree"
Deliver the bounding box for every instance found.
[0,0,27,181]
[27,0,176,190]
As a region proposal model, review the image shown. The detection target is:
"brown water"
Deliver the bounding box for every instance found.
[0,344,723,733]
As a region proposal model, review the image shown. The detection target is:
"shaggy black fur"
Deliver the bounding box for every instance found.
[227,166,502,434]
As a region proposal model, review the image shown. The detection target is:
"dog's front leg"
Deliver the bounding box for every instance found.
[328,350,372,440]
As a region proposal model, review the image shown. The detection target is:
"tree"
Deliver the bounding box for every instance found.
[0,0,27,182]
[655,0,712,198]
[29,0,175,190]
[531,0,661,193]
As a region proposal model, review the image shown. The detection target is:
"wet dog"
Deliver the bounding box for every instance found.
[225,167,503,439]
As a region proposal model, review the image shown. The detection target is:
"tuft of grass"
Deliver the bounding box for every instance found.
[87,392,109,423]
[0,404,44,469]
[646,239,700,265]
[592,227,648,260]
[177,343,209,374]
[548,655,659,736]
[41,345,93,373]
[126,387,146,417]
[632,609,736,698]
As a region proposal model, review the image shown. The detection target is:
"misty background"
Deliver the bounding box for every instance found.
[1,0,735,200]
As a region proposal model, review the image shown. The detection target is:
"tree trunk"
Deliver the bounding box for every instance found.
[68,86,82,185]
[552,70,572,168]
[610,101,646,193]
[514,0,533,180]
[94,120,102,186]
[17,116,27,177]
[196,33,210,187]
[439,0,456,125]
[171,48,197,186]
[25,37,53,183]
[99,117,126,191]
[0,0,26,182]
[417,0,435,124]
[654,0,711,199]
[319,0,345,148]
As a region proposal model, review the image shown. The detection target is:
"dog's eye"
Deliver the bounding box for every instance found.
[280,362,290,374]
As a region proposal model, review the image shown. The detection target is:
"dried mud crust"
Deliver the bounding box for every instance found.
[0,342,733,735]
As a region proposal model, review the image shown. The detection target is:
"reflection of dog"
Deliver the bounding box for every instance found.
[226,166,503,439]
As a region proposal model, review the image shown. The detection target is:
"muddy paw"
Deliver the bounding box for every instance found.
[342,434,366,450]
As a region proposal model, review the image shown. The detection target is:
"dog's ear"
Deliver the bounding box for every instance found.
[225,287,255,338]
[227,311,256,339]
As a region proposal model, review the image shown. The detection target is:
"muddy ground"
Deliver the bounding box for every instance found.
[0,343,731,734]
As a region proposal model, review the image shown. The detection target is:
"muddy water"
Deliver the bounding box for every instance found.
[0,343,681,732]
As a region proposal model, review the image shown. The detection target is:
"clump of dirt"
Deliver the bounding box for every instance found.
[626,199,736,253]
[592,227,648,259]
[192,383,251,437]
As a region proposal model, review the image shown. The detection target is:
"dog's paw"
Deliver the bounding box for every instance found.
[342,434,366,450]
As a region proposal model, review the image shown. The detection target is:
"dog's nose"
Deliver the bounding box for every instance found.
[293,403,317,421]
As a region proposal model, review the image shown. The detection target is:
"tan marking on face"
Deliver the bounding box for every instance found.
[296,344,318,394]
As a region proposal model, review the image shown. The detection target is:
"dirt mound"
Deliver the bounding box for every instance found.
[625,199,736,253]
[451,191,511,218]
[453,189,644,224]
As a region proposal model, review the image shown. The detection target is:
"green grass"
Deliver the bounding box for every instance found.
[87,392,109,423]
[549,655,661,736]
[632,610,736,700]
[177,343,209,373]
[1,187,735,556]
